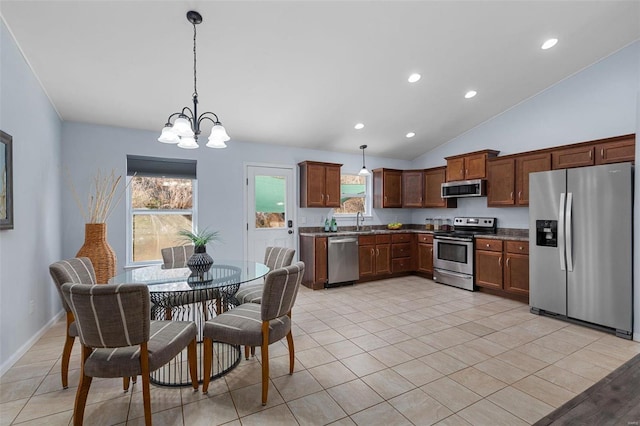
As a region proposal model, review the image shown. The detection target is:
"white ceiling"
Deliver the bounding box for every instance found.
[1,1,639,160]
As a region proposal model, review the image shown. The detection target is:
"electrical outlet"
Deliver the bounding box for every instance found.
[29,300,35,314]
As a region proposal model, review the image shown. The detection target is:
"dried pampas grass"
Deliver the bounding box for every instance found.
[66,168,132,223]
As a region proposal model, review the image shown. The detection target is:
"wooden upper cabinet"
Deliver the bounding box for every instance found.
[487,158,516,207]
[373,168,402,208]
[595,136,635,165]
[445,150,499,181]
[402,170,424,208]
[298,161,342,207]
[552,145,595,169]
[515,152,551,206]
[424,167,456,208]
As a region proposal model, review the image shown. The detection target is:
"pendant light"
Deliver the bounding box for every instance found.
[158,11,230,149]
[358,145,371,177]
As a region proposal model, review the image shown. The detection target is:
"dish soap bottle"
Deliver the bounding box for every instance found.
[324,217,330,232]
[330,217,337,232]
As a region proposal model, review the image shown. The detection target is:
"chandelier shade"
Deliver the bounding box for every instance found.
[158,10,230,149]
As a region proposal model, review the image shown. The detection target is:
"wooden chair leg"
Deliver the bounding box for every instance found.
[251,346,256,357]
[244,345,250,360]
[286,331,295,375]
[61,333,75,389]
[202,337,213,394]
[140,343,152,426]
[164,307,172,320]
[73,345,93,426]
[123,377,130,392]
[187,338,198,391]
[261,322,270,406]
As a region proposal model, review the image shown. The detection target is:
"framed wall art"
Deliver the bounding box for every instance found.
[1,130,13,230]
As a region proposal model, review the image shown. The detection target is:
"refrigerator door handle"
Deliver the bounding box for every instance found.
[566,192,574,272]
[558,192,566,271]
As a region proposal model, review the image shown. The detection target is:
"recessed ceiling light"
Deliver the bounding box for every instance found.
[406,132,415,138]
[541,38,558,50]
[464,90,477,99]
[408,73,421,83]
[354,123,365,130]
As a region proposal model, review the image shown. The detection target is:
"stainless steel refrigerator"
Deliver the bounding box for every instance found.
[529,162,633,339]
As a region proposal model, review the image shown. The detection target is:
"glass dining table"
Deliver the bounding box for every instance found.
[109,260,269,387]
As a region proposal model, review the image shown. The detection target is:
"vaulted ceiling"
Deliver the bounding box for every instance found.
[1,1,638,160]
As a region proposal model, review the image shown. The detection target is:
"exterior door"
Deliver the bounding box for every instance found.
[246,164,296,264]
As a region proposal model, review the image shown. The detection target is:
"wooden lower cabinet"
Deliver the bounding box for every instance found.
[299,235,328,289]
[416,234,433,275]
[358,235,391,278]
[391,233,413,273]
[475,238,529,297]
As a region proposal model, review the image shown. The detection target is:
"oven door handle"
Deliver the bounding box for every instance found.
[433,235,473,242]
[434,268,473,280]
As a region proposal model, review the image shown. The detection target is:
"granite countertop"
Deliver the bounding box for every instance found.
[299,226,529,241]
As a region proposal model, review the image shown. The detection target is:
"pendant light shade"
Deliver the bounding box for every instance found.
[158,125,179,144]
[358,145,371,176]
[177,136,199,149]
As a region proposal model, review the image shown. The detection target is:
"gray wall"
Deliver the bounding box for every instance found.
[0,20,63,371]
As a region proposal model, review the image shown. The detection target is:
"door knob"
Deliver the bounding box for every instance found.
[288,230,293,234]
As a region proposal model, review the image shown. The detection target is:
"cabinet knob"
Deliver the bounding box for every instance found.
[519,246,523,250]
[486,243,490,248]
[589,150,592,159]
[326,194,329,202]
[499,256,502,267]
[510,191,513,200]
[506,257,510,268]
[518,191,521,201]
[601,148,604,158]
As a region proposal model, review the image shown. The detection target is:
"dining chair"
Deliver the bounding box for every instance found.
[61,282,198,426]
[161,245,194,268]
[234,246,296,304]
[48,257,96,389]
[202,262,304,405]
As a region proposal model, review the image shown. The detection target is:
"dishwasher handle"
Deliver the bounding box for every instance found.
[328,237,358,245]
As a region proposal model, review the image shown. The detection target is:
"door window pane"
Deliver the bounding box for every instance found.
[254,175,285,228]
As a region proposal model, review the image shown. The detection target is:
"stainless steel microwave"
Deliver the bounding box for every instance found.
[441,179,486,198]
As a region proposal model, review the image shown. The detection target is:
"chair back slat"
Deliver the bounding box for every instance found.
[261,262,304,321]
[161,245,195,267]
[49,257,96,312]
[264,247,295,270]
[61,283,150,348]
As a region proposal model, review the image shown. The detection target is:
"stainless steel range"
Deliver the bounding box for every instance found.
[433,217,497,291]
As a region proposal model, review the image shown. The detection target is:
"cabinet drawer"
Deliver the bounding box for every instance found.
[392,258,413,273]
[475,238,503,252]
[392,243,411,258]
[391,233,412,243]
[417,234,433,244]
[375,234,391,244]
[505,241,529,254]
[359,235,376,245]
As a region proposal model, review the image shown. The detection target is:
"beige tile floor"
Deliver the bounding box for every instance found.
[2,276,640,425]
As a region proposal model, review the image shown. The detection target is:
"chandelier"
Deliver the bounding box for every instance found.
[158,11,230,149]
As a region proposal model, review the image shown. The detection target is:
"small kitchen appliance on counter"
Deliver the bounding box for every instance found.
[432,217,497,291]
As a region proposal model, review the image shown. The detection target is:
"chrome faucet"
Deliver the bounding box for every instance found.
[356,211,364,231]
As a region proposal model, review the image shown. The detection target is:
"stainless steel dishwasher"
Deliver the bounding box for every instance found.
[327,236,359,287]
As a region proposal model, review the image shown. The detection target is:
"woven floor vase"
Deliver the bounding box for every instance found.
[76,223,116,284]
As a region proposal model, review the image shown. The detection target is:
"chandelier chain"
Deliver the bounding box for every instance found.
[193,21,198,97]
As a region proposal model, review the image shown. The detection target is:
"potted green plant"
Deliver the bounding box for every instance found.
[178,228,221,278]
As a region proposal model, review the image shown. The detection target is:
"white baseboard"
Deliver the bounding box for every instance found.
[0,310,65,377]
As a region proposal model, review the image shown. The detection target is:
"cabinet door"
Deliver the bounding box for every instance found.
[487,158,515,207]
[504,253,529,295]
[306,164,326,207]
[358,245,375,278]
[552,145,595,169]
[595,139,635,165]
[465,153,488,179]
[417,243,433,273]
[324,165,341,207]
[475,250,503,289]
[516,153,551,206]
[424,167,455,208]
[375,244,392,275]
[314,237,328,284]
[402,170,424,207]
[446,157,465,182]
[384,170,403,207]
